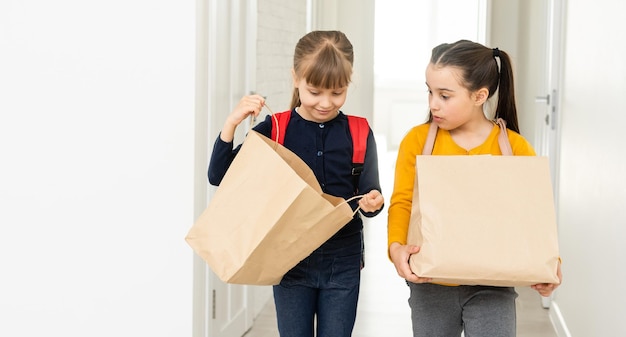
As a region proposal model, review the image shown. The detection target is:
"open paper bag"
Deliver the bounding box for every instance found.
[186,131,354,285]
[408,155,560,286]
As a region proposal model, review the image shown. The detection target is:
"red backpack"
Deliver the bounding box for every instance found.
[269,110,370,179]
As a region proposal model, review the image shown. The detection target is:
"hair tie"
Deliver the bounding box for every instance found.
[492,48,501,74]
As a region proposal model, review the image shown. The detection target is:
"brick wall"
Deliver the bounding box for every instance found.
[256,0,307,115]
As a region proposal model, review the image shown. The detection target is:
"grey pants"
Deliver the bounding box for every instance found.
[408,282,518,337]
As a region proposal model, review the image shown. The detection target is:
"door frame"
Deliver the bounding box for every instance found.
[530,0,565,310]
[541,0,565,201]
[194,0,258,336]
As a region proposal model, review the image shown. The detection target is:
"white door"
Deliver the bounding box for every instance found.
[210,269,249,337]
[209,0,250,334]
[536,0,564,185]
[530,0,564,213]
[196,1,258,337]
[530,0,564,308]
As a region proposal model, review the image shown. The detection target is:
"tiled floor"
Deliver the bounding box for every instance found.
[243,146,558,337]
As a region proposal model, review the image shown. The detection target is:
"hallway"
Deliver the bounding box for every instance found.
[243,144,559,337]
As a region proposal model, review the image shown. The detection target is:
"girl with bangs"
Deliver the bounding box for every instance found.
[208,30,384,337]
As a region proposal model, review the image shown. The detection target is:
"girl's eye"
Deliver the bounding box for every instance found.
[333,91,343,96]
[441,95,449,100]
[309,91,319,95]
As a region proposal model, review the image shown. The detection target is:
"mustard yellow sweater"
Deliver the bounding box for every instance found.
[387,122,536,249]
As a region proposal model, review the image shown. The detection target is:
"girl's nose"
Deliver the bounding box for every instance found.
[428,97,438,111]
[319,95,332,108]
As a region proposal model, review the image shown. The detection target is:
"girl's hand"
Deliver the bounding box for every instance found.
[531,261,562,297]
[220,94,265,142]
[358,189,384,213]
[389,242,432,284]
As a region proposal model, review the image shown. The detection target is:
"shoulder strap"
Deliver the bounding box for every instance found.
[347,115,370,193]
[421,120,513,155]
[270,111,292,144]
[495,118,513,156]
[347,115,369,165]
[422,122,438,155]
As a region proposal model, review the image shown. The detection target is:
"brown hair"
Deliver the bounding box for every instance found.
[290,31,354,109]
[428,40,520,133]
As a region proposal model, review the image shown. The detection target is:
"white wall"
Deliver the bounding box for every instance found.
[0,1,195,336]
[255,0,307,119]
[553,1,626,335]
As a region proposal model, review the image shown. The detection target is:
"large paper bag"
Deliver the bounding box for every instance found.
[186,131,354,285]
[408,156,560,286]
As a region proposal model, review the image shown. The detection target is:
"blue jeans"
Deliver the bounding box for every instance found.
[408,282,518,337]
[273,231,362,337]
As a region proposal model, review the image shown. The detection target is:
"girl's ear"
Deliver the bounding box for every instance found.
[291,68,298,87]
[473,87,490,106]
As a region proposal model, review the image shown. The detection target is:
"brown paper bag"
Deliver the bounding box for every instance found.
[186,131,354,285]
[408,155,560,286]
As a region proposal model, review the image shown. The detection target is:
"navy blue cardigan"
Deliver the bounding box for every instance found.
[208,109,383,239]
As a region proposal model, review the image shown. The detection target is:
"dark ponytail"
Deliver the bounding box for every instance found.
[428,40,520,133]
[493,48,519,133]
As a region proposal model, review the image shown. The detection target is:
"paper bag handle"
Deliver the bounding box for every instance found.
[422,119,513,156]
[245,103,284,152]
[345,194,366,217]
[247,102,277,134]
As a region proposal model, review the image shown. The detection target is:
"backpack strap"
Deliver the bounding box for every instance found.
[270,110,292,144]
[347,115,369,175]
[421,120,513,155]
